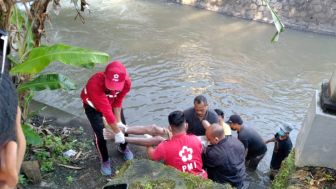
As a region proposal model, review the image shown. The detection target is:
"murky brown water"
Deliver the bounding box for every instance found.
[35,0,336,187]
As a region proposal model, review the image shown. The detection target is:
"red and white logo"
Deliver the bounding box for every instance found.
[179,146,193,162]
[113,74,119,82]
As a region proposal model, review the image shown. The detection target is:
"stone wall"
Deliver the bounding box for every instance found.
[171,0,336,35]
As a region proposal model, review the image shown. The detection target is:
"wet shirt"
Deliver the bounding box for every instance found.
[270,135,292,170]
[184,107,218,136]
[238,126,267,158]
[150,133,206,178]
[203,137,246,187]
[80,72,131,124]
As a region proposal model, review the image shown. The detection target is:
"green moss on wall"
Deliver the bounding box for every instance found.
[104,159,231,189]
[271,150,295,189]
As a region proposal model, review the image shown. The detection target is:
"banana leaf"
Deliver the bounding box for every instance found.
[22,124,42,145]
[264,0,285,42]
[17,74,76,92]
[11,44,109,74]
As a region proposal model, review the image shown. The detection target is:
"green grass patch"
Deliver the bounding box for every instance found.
[129,179,176,189]
[272,150,296,189]
[179,172,214,189]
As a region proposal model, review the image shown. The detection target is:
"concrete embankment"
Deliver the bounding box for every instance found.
[170,0,336,35]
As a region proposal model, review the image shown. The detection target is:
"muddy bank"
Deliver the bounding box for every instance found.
[23,101,149,189]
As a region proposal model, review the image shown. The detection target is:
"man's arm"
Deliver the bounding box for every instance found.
[102,127,166,146]
[202,120,211,130]
[147,146,156,160]
[239,139,249,157]
[0,142,19,188]
[15,107,26,172]
[147,143,165,161]
[103,124,168,137]
[265,137,276,144]
[112,107,122,124]
[127,136,165,146]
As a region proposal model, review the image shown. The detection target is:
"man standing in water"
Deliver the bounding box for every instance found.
[214,109,231,136]
[184,95,218,136]
[203,124,246,188]
[80,61,133,176]
[266,125,293,179]
[227,114,267,170]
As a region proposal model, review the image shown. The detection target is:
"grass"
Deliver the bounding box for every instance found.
[25,127,92,174]
[179,172,214,189]
[271,150,296,189]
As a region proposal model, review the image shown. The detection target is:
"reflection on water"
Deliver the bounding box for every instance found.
[35,0,336,187]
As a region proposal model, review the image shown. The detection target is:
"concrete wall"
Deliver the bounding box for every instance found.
[295,91,336,169]
[171,0,336,35]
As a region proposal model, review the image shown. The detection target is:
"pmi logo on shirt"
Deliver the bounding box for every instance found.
[179,146,193,162]
[179,146,197,172]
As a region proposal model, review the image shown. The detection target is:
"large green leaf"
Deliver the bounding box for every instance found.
[22,124,42,145]
[10,44,109,74]
[264,0,285,42]
[17,74,76,92]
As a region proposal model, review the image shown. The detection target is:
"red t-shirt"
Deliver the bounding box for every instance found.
[150,133,206,178]
[80,72,131,125]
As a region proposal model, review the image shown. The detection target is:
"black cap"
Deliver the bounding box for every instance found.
[227,115,243,125]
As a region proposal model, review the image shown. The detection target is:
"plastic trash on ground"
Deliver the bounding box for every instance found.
[63,149,77,157]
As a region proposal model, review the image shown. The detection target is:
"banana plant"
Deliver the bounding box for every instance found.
[11,44,109,145]
[8,6,109,145]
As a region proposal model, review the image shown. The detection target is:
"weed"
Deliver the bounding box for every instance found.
[29,131,86,173]
[272,150,295,189]
[66,176,74,185]
[19,174,28,186]
[79,126,84,134]
[41,161,54,172]
[324,173,335,181]
[144,183,153,189]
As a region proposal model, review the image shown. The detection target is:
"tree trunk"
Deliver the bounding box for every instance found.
[0,0,14,31]
[30,0,51,47]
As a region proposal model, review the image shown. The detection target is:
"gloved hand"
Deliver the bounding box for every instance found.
[103,128,114,140]
[114,131,125,144]
[117,122,128,133]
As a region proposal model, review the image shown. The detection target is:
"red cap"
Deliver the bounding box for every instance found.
[104,61,126,91]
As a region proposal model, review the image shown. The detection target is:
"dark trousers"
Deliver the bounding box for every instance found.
[246,152,266,171]
[84,104,128,162]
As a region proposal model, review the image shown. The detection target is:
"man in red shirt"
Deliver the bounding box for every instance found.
[80,61,133,176]
[147,110,207,178]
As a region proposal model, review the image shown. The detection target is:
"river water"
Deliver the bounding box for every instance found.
[35,0,336,187]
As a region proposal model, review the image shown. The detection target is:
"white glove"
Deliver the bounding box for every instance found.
[103,128,114,140]
[114,131,125,144]
[117,122,128,133]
